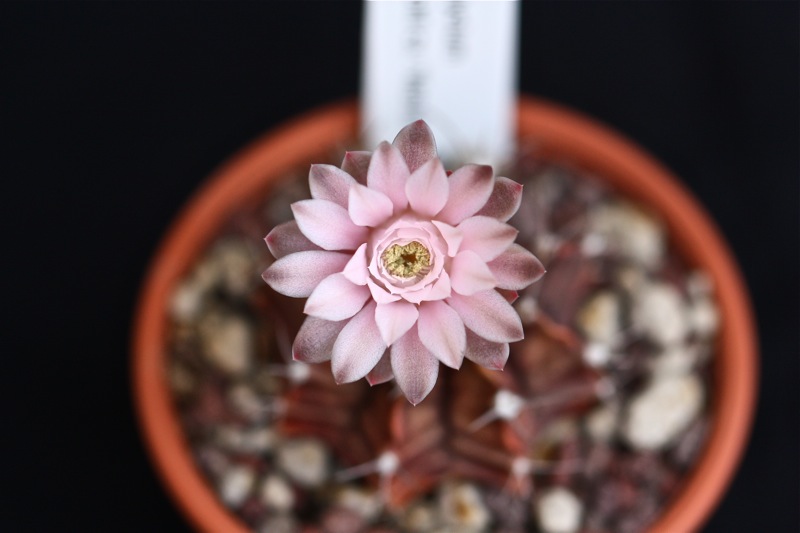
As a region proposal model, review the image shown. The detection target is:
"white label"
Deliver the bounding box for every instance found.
[361,0,519,169]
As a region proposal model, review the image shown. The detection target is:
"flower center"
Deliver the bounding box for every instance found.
[381,241,431,278]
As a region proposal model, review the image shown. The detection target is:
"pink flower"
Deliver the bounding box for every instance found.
[262,121,545,404]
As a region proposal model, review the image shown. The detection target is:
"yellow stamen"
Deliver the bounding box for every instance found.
[381,241,431,278]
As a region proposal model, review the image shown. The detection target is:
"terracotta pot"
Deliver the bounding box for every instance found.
[132,97,757,532]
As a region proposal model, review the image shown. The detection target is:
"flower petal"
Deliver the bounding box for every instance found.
[418,300,466,369]
[309,164,356,207]
[437,164,494,225]
[292,199,368,251]
[331,301,386,383]
[341,150,371,185]
[457,216,519,261]
[447,290,524,343]
[426,270,452,301]
[392,119,437,173]
[342,243,369,285]
[403,270,452,304]
[265,220,321,259]
[304,273,371,321]
[348,183,394,227]
[405,158,449,217]
[367,141,409,210]
[431,221,463,257]
[367,278,402,304]
[391,325,439,405]
[475,176,523,222]
[366,350,394,385]
[292,316,347,363]
[375,300,419,346]
[262,251,350,297]
[464,328,509,370]
[487,243,546,290]
[449,250,497,296]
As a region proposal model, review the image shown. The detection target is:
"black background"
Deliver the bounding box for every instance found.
[2,2,797,532]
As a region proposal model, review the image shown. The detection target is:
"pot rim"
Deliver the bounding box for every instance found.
[132,97,757,533]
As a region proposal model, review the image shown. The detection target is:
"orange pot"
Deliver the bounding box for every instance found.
[132,97,757,533]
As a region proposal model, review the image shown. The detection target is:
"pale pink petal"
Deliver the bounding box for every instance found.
[449,250,497,296]
[331,302,385,383]
[437,164,494,225]
[292,199,368,251]
[375,300,419,346]
[405,158,449,217]
[341,151,371,185]
[487,243,546,290]
[308,164,356,207]
[426,271,452,301]
[392,119,437,173]
[403,270,452,304]
[431,221,463,257]
[265,220,320,259]
[366,350,393,385]
[367,278,402,304]
[457,216,519,261]
[304,273,371,321]
[391,325,439,405]
[464,328,509,370]
[475,177,523,222]
[418,300,466,369]
[367,142,409,210]
[292,316,347,363]
[342,243,369,285]
[262,251,350,297]
[348,183,394,227]
[447,290,524,343]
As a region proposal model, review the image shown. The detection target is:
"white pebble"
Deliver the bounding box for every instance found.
[260,475,295,511]
[219,465,255,507]
[650,344,698,377]
[577,290,621,345]
[580,232,607,256]
[227,384,268,423]
[535,487,583,533]
[632,283,689,346]
[170,279,205,322]
[239,427,278,454]
[538,418,579,445]
[200,312,254,375]
[588,201,664,269]
[689,298,720,339]
[335,486,382,521]
[214,426,276,455]
[438,482,490,533]
[276,438,329,488]
[585,401,620,442]
[212,239,257,296]
[257,514,298,533]
[623,373,704,450]
[401,502,439,532]
[536,233,563,256]
[616,264,646,293]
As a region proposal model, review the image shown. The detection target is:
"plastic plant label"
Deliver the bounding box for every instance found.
[361,0,519,169]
